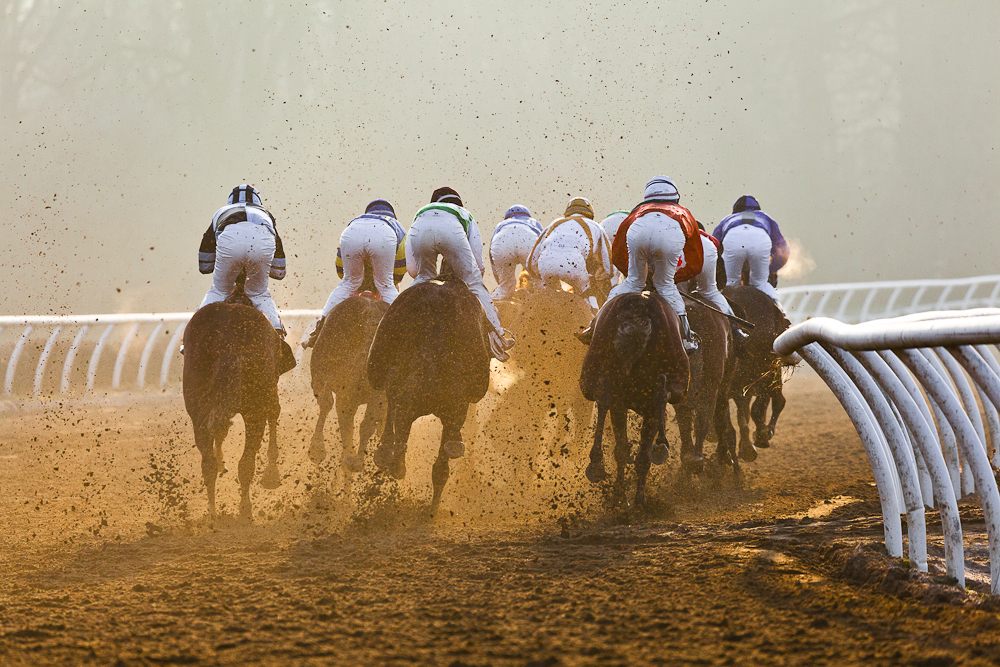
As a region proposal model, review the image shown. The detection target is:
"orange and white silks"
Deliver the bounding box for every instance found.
[611,202,703,283]
[525,215,612,282]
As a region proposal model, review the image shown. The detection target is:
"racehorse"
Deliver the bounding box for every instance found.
[487,287,594,458]
[673,296,738,473]
[722,285,790,461]
[308,294,390,472]
[579,292,690,507]
[367,275,491,512]
[182,285,282,520]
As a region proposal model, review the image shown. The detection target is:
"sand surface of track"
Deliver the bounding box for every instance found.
[1,370,998,665]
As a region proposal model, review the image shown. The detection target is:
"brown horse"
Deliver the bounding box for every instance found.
[367,275,491,511]
[721,285,790,462]
[673,297,738,473]
[308,295,390,472]
[182,294,282,520]
[579,292,690,507]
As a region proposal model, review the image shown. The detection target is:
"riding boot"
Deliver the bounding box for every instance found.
[275,329,297,375]
[679,314,699,352]
[302,316,325,349]
[575,317,596,345]
[731,321,750,351]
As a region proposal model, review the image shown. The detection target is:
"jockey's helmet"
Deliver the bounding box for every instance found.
[564,197,594,219]
[228,184,263,206]
[504,205,532,219]
[643,176,680,203]
[432,187,463,207]
[732,195,761,213]
[365,199,396,217]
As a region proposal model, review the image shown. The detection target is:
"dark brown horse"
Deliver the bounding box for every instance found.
[308,295,390,472]
[182,294,282,519]
[673,297,738,473]
[721,285,790,462]
[579,292,690,506]
[367,275,491,511]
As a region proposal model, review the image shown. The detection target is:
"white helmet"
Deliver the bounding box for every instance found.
[227,184,262,206]
[643,176,679,203]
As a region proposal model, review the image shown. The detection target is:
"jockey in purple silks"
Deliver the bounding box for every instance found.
[711,195,790,311]
[489,205,543,301]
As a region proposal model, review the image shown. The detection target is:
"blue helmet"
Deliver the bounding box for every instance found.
[365,199,396,217]
[732,195,761,213]
[504,205,532,219]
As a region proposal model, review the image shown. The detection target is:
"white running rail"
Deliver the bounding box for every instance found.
[775,309,1000,594]
[0,310,321,397]
[778,274,1000,325]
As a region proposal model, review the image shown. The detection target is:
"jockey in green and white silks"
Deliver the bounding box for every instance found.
[405,187,514,361]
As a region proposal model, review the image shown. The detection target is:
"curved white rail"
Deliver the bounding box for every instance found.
[0,309,321,396]
[778,274,1000,325]
[775,310,1000,594]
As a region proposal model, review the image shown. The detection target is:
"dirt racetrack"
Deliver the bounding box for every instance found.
[2,368,1000,666]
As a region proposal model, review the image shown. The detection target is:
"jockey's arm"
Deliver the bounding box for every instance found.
[467,218,486,276]
[270,233,287,280]
[768,221,790,274]
[198,222,216,274]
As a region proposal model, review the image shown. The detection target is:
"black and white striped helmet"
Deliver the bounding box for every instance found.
[227,184,263,206]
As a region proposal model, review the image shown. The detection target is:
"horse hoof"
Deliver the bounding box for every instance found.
[649,443,669,465]
[373,445,395,471]
[739,443,758,462]
[343,454,364,474]
[585,462,608,483]
[308,441,326,465]
[259,466,281,490]
[681,454,704,473]
[390,458,407,481]
[443,440,465,459]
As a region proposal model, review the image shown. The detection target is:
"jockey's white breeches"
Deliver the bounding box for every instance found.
[406,210,504,333]
[606,213,687,316]
[489,224,538,300]
[200,222,282,330]
[534,245,591,295]
[722,224,781,304]
[690,235,734,316]
[321,220,399,317]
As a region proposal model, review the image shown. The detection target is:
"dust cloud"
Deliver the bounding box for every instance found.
[1,0,998,316]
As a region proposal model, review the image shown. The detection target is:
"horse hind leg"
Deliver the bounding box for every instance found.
[765,384,786,443]
[194,424,219,519]
[309,388,334,465]
[750,393,771,449]
[337,399,362,473]
[585,403,609,483]
[610,407,630,506]
[735,395,757,462]
[260,415,281,490]
[214,419,232,475]
[238,416,267,519]
[634,418,657,507]
[350,395,385,474]
[431,417,464,514]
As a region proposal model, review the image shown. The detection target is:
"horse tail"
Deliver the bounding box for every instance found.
[204,353,243,435]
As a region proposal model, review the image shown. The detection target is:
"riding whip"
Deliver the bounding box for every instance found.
[681,292,756,329]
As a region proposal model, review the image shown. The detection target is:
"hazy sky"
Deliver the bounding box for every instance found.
[2,0,998,315]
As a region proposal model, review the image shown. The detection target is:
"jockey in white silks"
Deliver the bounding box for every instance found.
[682,226,750,345]
[302,199,407,348]
[524,197,613,310]
[598,210,629,285]
[579,176,704,351]
[711,195,790,312]
[489,205,543,300]
[196,184,295,370]
[405,187,515,362]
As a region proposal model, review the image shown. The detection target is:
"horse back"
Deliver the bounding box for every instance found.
[368,278,490,404]
[183,303,280,428]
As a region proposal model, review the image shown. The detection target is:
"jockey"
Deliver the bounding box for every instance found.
[525,197,613,310]
[711,195,790,310]
[599,210,629,284]
[578,176,703,351]
[197,184,295,369]
[303,199,406,348]
[489,204,543,300]
[406,187,515,362]
[683,224,750,346]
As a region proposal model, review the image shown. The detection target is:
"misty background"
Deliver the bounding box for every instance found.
[1,0,997,316]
